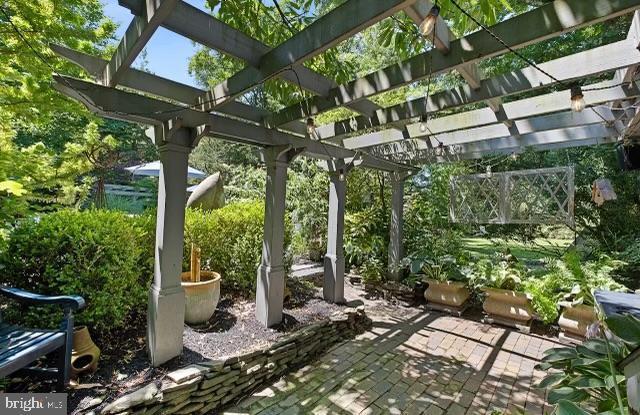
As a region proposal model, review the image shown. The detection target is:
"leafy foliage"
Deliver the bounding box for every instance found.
[536,314,640,414]
[0,0,115,126]
[466,256,526,291]
[182,201,293,293]
[1,209,152,331]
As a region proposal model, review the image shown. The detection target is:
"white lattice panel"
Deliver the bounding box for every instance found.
[450,167,574,226]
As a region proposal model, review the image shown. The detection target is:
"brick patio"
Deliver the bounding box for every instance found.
[222,308,559,415]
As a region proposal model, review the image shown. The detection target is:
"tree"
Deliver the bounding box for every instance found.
[0,0,116,127]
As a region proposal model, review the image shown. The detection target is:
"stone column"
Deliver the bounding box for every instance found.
[148,128,192,367]
[388,171,410,281]
[324,166,347,304]
[256,146,300,327]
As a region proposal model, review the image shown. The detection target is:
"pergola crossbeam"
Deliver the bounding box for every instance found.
[334,79,639,150]
[267,0,640,128]
[381,124,619,161]
[317,38,640,142]
[197,0,418,110]
[119,0,384,118]
[103,0,177,87]
[53,76,409,172]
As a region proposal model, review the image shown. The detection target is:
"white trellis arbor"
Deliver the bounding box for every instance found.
[52,0,640,365]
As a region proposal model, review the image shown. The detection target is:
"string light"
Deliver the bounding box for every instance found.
[419,4,440,37]
[306,117,316,135]
[419,114,429,133]
[571,85,586,112]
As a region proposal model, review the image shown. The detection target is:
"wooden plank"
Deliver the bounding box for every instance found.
[197,0,417,110]
[52,76,411,173]
[350,108,615,150]
[331,78,639,150]
[317,39,640,141]
[268,0,640,127]
[117,0,383,118]
[380,124,618,158]
[103,0,177,87]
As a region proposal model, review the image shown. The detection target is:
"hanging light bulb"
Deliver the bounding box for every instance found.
[419,4,440,37]
[419,114,428,133]
[338,170,345,182]
[306,117,316,136]
[486,166,492,177]
[510,152,518,161]
[570,85,586,112]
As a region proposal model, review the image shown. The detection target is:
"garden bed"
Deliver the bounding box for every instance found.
[1,281,347,414]
[72,301,369,415]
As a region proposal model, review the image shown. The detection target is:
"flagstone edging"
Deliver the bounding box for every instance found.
[90,306,371,415]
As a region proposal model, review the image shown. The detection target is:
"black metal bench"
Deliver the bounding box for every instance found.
[0,287,85,390]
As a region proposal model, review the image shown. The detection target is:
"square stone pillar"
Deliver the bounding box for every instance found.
[148,130,192,367]
[388,171,410,281]
[324,168,347,304]
[256,146,300,327]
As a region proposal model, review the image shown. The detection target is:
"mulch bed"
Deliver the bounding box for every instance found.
[2,279,345,414]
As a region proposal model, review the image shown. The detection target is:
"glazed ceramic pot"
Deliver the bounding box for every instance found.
[424,280,471,308]
[71,326,100,378]
[482,288,534,323]
[559,304,597,339]
[181,271,221,325]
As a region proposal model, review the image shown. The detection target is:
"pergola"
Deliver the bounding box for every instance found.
[52,0,640,366]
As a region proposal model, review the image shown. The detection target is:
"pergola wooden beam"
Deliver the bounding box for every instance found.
[379,124,619,160]
[416,136,619,162]
[103,0,177,87]
[197,0,417,110]
[352,108,616,154]
[316,38,640,142]
[337,79,638,150]
[53,76,410,173]
[51,44,308,136]
[118,0,383,117]
[267,0,640,128]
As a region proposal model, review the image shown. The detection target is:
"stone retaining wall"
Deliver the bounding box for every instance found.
[95,306,371,415]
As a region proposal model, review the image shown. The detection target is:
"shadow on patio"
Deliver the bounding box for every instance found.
[222,309,562,415]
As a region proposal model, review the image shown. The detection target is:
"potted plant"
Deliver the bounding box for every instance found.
[412,256,470,316]
[555,251,627,342]
[181,243,222,325]
[470,257,535,332]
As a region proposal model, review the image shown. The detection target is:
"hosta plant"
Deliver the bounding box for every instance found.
[537,312,640,414]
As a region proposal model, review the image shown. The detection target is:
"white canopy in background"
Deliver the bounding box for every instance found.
[125,161,206,180]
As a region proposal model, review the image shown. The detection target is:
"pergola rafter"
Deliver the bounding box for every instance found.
[317,39,640,144]
[51,0,640,366]
[266,0,640,128]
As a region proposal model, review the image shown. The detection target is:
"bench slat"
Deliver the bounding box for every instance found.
[0,332,65,378]
[0,331,58,361]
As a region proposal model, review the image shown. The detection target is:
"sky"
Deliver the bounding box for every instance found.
[103,0,205,87]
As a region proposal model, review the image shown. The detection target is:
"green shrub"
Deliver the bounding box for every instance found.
[344,207,388,269]
[1,209,152,331]
[183,201,292,293]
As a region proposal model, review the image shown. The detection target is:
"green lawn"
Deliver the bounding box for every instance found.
[461,237,573,263]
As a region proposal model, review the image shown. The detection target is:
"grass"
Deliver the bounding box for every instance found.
[462,237,573,263]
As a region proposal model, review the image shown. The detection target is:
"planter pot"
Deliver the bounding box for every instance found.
[71,326,100,378]
[559,304,597,341]
[181,271,221,325]
[424,280,471,316]
[482,288,534,332]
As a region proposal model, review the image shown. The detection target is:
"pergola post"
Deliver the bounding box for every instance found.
[256,146,301,327]
[323,161,349,303]
[388,171,410,280]
[148,125,194,366]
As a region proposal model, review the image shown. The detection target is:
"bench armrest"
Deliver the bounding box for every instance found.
[0,287,86,311]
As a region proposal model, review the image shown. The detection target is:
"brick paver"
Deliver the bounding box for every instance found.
[222,310,558,415]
